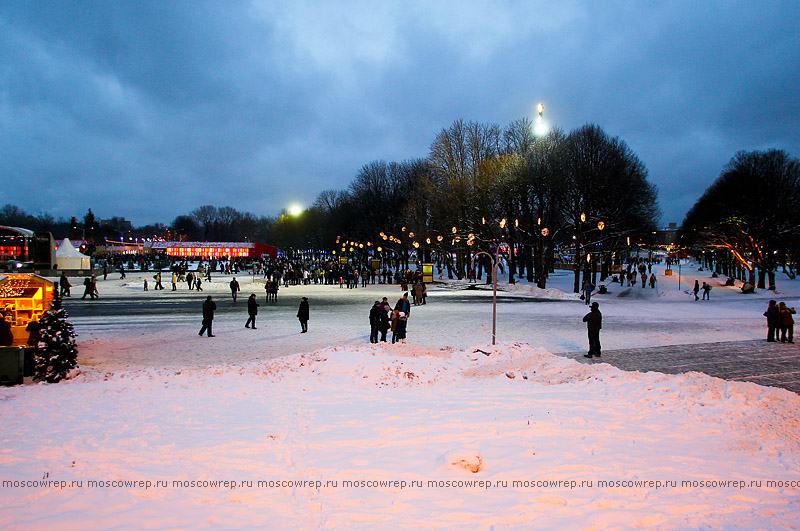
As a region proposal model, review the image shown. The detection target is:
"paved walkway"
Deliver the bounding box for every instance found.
[563,340,800,394]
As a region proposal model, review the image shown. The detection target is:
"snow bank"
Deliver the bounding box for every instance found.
[3,344,798,529]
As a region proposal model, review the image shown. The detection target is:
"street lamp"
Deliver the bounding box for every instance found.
[534,102,548,136]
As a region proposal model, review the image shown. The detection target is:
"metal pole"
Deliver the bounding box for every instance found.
[492,252,497,345]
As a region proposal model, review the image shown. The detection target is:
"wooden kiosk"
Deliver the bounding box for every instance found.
[0,273,55,346]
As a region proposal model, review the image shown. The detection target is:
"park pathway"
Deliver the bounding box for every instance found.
[562,340,800,394]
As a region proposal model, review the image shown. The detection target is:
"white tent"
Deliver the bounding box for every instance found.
[56,238,91,271]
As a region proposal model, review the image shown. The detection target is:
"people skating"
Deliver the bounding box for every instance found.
[143,278,148,291]
[198,295,217,337]
[582,301,602,358]
[103,265,108,281]
[778,302,796,343]
[701,282,711,300]
[369,301,382,343]
[81,276,97,299]
[59,272,72,297]
[172,271,177,291]
[154,271,164,290]
[297,297,309,333]
[649,273,657,289]
[119,264,126,279]
[195,276,203,291]
[186,272,194,290]
[245,294,259,329]
[764,300,780,342]
[693,280,700,301]
[230,277,240,302]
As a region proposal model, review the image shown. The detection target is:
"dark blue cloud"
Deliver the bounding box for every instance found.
[1,1,798,225]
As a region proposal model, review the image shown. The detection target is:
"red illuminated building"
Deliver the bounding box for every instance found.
[150,241,278,259]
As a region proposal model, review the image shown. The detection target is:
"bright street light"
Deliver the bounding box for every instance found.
[534,102,548,136]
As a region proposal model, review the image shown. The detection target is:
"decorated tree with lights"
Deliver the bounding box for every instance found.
[34,297,78,383]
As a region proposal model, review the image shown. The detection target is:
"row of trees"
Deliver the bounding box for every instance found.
[276,119,660,291]
[681,149,800,290]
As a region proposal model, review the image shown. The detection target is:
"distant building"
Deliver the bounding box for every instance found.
[150,241,278,259]
[99,218,133,232]
[655,223,679,246]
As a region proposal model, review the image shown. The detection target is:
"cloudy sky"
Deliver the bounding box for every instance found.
[2,1,798,227]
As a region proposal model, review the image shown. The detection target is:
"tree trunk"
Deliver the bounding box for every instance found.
[757,268,766,289]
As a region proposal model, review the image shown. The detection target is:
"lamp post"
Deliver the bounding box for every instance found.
[471,241,508,345]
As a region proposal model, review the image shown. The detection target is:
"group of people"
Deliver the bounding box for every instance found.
[369,292,412,344]
[764,300,796,343]
[692,280,712,300]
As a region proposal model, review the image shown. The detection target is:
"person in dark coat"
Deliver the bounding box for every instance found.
[693,280,700,301]
[198,295,217,337]
[764,300,780,342]
[395,292,411,317]
[297,297,309,333]
[778,302,796,343]
[245,293,258,329]
[582,302,602,358]
[369,301,382,343]
[230,277,240,302]
[59,272,72,297]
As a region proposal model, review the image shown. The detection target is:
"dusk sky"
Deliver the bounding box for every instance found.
[2,1,798,227]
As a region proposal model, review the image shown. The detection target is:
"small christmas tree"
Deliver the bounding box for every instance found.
[34,297,79,383]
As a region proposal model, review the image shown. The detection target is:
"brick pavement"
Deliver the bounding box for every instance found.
[562,340,800,394]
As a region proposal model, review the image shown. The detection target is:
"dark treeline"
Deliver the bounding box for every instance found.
[276,118,660,291]
[0,204,276,245]
[681,149,800,290]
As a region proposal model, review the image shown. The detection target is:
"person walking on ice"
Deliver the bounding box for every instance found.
[198,295,216,337]
[245,293,258,329]
[230,277,240,302]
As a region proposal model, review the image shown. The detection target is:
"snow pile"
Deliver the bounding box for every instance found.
[502,282,580,300]
[4,344,797,528]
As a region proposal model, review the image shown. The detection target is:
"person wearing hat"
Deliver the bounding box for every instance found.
[369,301,382,343]
[297,297,309,333]
[582,301,602,358]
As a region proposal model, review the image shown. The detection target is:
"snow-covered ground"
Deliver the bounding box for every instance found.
[2,264,799,529]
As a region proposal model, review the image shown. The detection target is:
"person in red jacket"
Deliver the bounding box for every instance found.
[778,302,796,343]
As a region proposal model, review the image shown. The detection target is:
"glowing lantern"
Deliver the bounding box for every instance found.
[581,213,586,223]
[541,228,549,237]
[598,221,605,230]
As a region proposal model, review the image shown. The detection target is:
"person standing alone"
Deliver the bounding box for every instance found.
[583,302,602,358]
[297,297,309,333]
[198,295,216,337]
[245,293,258,329]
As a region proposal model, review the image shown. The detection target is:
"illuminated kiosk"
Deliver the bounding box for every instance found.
[0,273,55,346]
[0,226,55,271]
[150,241,278,260]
